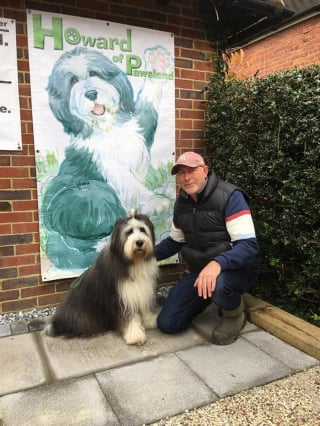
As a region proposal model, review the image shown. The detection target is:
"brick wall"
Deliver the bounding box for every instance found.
[0,0,213,313]
[229,15,320,79]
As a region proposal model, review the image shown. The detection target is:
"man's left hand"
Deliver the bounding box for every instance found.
[194,260,221,299]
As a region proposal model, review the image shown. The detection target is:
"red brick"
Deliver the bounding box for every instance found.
[0,224,12,235]
[2,255,36,268]
[19,264,41,276]
[0,290,19,302]
[39,293,66,307]
[0,268,18,279]
[2,276,38,290]
[0,180,12,189]
[2,298,38,313]
[21,284,56,298]
[0,156,10,166]
[0,212,33,223]
[1,167,29,178]
[0,246,14,257]
[11,156,36,167]
[12,200,38,211]
[16,243,40,255]
[12,222,38,233]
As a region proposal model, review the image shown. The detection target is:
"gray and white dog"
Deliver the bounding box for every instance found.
[45,211,159,345]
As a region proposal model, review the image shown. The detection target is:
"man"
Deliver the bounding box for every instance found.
[156,151,260,345]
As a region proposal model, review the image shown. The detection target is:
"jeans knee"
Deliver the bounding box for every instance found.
[157,312,183,334]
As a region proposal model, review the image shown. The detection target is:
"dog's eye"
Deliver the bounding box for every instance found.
[89,71,97,77]
[139,227,147,234]
[70,76,78,86]
[126,228,133,236]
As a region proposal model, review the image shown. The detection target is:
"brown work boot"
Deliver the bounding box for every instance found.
[211,298,246,345]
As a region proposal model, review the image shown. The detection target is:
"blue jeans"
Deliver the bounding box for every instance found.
[157,266,258,334]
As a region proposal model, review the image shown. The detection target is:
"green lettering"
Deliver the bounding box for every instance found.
[109,38,119,50]
[32,14,63,50]
[120,29,132,52]
[126,54,142,75]
[81,35,96,47]
[96,37,108,49]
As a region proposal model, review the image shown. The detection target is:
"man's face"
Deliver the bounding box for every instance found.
[176,165,209,198]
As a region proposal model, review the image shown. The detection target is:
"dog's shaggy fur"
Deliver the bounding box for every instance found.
[45,212,159,345]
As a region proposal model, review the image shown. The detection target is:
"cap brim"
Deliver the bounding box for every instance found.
[171,162,202,175]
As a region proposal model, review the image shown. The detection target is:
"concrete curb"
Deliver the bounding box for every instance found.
[244,293,320,361]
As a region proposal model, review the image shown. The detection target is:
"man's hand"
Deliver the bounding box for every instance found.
[194,260,221,299]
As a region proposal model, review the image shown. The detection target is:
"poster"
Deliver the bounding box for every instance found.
[27,10,177,281]
[0,18,22,151]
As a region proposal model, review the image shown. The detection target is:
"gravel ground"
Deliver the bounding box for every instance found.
[151,366,320,426]
[0,307,57,326]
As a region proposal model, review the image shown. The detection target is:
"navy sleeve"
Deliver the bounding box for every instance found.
[214,191,260,270]
[155,237,184,261]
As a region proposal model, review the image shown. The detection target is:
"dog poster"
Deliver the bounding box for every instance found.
[27,10,177,281]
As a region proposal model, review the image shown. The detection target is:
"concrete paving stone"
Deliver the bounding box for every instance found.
[39,327,206,381]
[0,334,49,396]
[192,302,259,338]
[0,324,11,338]
[96,353,216,426]
[243,328,320,371]
[176,336,293,398]
[10,321,29,335]
[0,375,118,426]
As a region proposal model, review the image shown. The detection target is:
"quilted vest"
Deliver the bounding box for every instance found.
[173,171,248,271]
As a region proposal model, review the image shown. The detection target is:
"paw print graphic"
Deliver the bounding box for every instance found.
[143,46,173,76]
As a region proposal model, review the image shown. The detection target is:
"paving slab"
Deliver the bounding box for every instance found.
[39,327,206,381]
[0,324,11,338]
[176,337,293,397]
[0,334,49,396]
[243,329,319,371]
[0,375,118,426]
[10,320,29,335]
[96,353,216,426]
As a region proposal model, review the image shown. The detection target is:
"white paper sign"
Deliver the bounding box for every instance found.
[0,18,22,151]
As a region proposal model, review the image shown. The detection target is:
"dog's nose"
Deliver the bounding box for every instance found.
[136,240,144,248]
[85,90,98,101]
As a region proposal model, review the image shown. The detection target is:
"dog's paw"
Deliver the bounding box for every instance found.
[124,327,147,345]
[143,311,158,330]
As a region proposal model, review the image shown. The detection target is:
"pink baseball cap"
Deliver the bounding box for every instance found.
[171,152,205,175]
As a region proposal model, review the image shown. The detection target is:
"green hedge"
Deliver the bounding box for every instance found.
[204,65,320,325]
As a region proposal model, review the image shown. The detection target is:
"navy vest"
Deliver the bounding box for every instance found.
[173,172,248,271]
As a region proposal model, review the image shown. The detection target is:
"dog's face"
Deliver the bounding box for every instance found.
[111,214,155,262]
[69,74,121,129]
[47,47,135,138]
